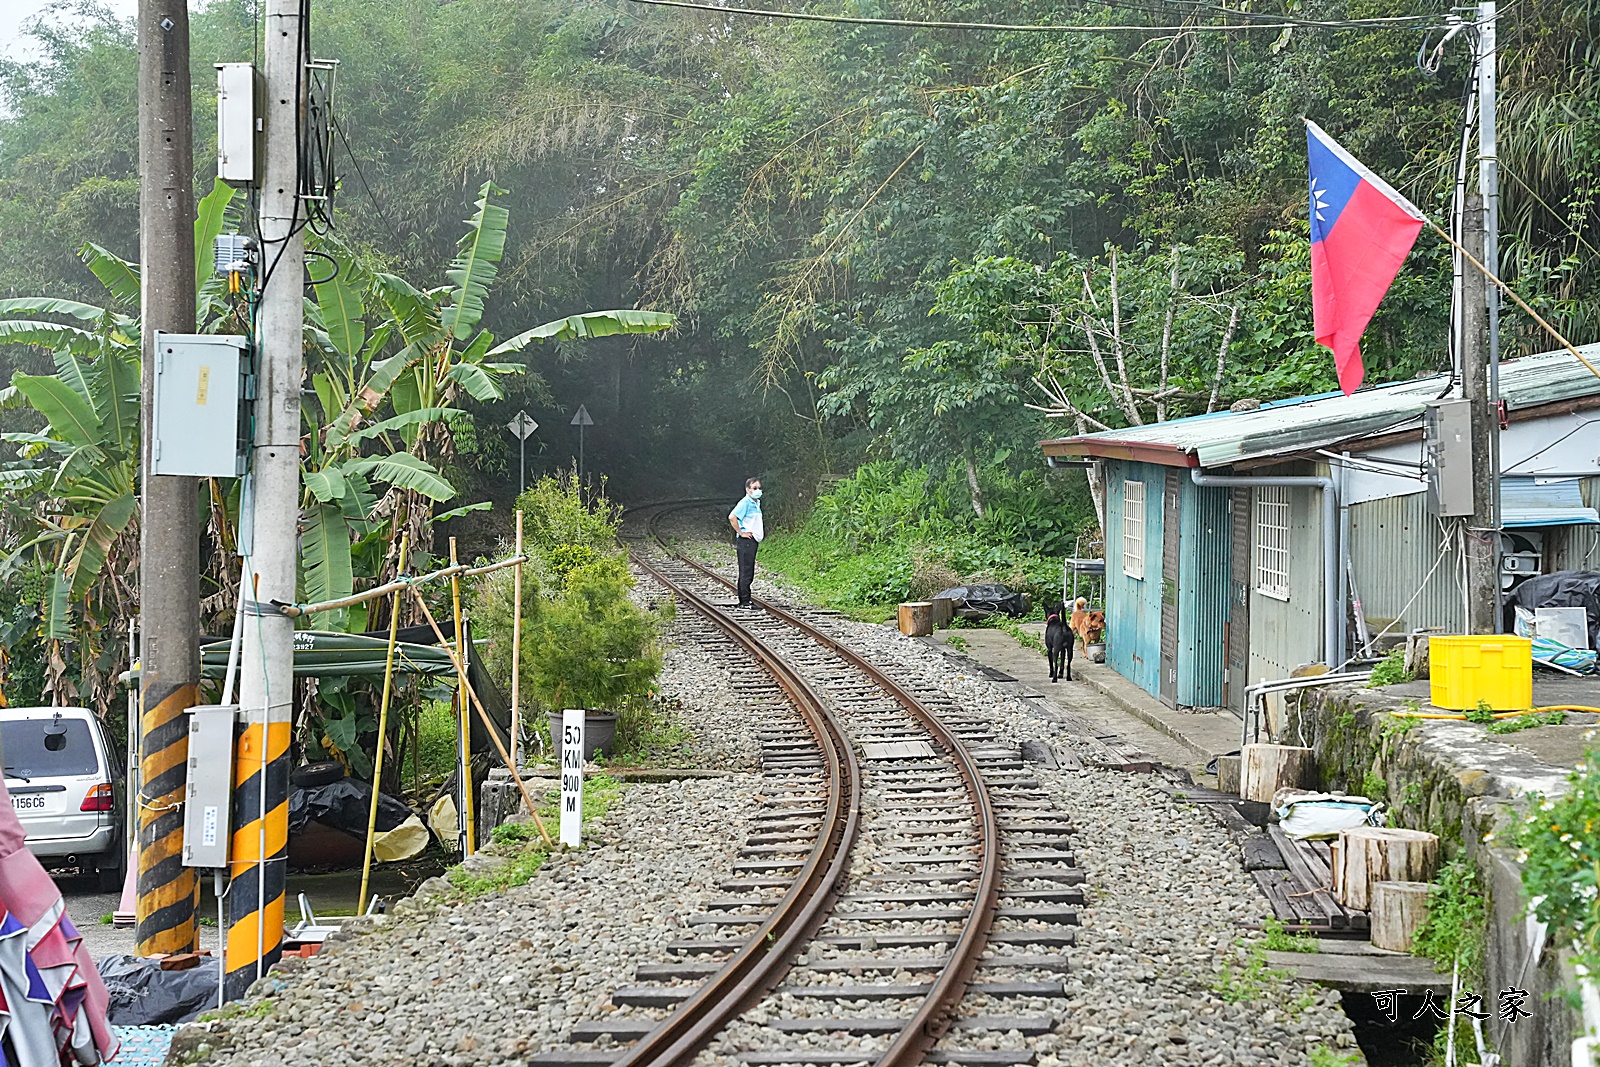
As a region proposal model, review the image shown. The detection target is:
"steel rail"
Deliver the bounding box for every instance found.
[617,547,861,1067]
[640,502,1004,1066]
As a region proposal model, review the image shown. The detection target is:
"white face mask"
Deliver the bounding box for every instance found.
[750,488,763,499]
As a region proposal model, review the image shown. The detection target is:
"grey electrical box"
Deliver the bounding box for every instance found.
[182,705,238,868]
[150,332,250,478]
[215,63,264,187]
[1424,398,1474,517]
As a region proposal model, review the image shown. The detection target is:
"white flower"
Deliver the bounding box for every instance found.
[1542,800,1556,811]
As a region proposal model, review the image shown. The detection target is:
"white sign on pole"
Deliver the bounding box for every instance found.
[560,709,585,846]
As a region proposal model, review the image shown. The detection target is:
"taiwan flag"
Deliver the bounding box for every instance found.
[1306,119,1426,395]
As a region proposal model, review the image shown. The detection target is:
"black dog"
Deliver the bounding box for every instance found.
[1043,601,1073,682]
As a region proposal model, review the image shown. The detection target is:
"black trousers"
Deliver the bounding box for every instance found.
[736,536,759,604]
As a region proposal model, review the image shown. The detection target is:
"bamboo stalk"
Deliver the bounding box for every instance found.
[450,538,476,856]
[1423,218,1600,382]
[410,588,553,846]
[276,555,530,618]
[510,510,524,768]
[357,533,407,912]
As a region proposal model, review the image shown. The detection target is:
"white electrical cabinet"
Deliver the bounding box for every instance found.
[182,705,238,868]
[216,62,263,187]
[150,332,250,478]
[1424,398,1474,517]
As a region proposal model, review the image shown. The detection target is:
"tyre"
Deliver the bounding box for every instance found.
[291,761,345,788]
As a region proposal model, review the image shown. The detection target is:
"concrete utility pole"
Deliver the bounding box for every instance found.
[1462,195,1498,634]
[135,0,199,957]
[225,0,302,1001]
[1476,0,1504,627]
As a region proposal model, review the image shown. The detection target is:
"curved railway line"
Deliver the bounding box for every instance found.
[536,502,1086,1067]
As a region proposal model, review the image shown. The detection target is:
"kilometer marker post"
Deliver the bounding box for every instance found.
[560,710,584,847]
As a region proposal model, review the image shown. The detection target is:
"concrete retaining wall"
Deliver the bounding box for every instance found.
[1285,684,1579,1067]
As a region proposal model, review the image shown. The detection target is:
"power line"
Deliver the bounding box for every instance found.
[623,0,1445,33]
[332,114,408,251]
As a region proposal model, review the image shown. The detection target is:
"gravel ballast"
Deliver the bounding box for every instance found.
[182,776,762,1067]
[178,525,1362,1067]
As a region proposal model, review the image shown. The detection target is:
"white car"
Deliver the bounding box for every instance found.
[1,707,124,891]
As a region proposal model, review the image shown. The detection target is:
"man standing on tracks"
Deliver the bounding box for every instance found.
[728,477,764,609]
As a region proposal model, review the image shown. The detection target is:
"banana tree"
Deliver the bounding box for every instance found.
[0,179,238,710]
[301,183,673,626]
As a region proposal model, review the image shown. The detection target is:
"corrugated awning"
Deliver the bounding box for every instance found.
[1502,478,1600,527]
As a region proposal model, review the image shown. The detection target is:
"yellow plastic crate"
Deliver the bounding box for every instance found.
[1428,635,1533,711]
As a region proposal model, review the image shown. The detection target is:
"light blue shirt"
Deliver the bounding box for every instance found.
[730,495,764,542]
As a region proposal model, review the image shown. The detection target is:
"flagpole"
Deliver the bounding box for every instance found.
[1422,217,1600,383]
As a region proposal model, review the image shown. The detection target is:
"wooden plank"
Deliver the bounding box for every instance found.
[1242,835,1287,871]
[1263,950,1451,993]
[1268,825,1348,929]
[1251,869,1324,926]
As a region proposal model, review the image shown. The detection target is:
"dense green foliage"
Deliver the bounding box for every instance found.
[758,460,1090,617]
[5,0,1597,515]
[1514,750,1600,986]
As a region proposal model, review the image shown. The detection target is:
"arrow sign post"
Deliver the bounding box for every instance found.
[506,410,539,495]
[571,403,594,482]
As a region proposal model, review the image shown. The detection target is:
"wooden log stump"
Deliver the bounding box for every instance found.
[1216,754,1242,796]
[1239,744,1315,802]
[1371,880,1433,952]
[1334,827,1439,911]
[897,602,934,637]
[929,597,955,629]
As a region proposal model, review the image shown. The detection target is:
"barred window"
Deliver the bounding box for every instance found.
[1254,486,1291,600]
[1122,480,1146,580]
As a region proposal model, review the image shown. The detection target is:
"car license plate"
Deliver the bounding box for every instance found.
[11,795,45,812]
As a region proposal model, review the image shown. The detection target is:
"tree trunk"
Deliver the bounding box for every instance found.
[1370,880,1432,952]
[1334,827,1440,911]
[1239,743,1316,801]
[964,450,985,518]
[1216,754,1242,796]
[897,602,935,637]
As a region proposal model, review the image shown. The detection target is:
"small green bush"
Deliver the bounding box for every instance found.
[1366,647,1413,687]
[1411,859,1487,982]
[1515,748,1600,983]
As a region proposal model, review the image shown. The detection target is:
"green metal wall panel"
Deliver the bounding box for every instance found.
[1177,480,1231,707]
[1103,460,1164,697]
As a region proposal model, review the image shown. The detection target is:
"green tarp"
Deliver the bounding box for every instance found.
[199,631,457,678]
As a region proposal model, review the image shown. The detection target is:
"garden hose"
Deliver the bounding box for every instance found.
[1387,705,1600,721]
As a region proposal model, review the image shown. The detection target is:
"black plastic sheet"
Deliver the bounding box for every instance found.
[287,777,412,837]
[1505,570,1600,649]
[98,954,219,1026]
[932,584,1029,617]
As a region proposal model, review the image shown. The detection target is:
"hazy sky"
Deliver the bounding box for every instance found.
[1,0,140,64]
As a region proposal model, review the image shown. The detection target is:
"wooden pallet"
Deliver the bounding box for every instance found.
[1249,826,1369,935]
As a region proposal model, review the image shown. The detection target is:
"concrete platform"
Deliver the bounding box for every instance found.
[919,625,1240,777]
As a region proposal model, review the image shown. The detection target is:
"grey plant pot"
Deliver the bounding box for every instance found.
[547,710,619,763]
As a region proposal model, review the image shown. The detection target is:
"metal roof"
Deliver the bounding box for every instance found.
[1040,346,1600,469]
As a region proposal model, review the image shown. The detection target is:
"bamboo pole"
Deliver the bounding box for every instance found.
[357,534,407,912]
[1423,217,1600,382]
[410,588,553,845]
[450,538,476,856]
[275,555,530,618]
[510,510,524,768]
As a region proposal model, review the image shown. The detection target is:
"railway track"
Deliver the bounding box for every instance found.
[533,503,1084,1067]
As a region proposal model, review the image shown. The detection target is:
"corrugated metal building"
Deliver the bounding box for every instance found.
[1043,345,1600,712]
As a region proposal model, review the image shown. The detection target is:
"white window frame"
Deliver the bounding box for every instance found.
[1254,485,1291,601]
[1122,479,1146,580]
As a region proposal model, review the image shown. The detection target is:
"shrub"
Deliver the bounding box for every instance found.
[526,558,662,712]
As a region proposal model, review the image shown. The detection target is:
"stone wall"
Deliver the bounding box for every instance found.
[1284,684,1579,1067]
